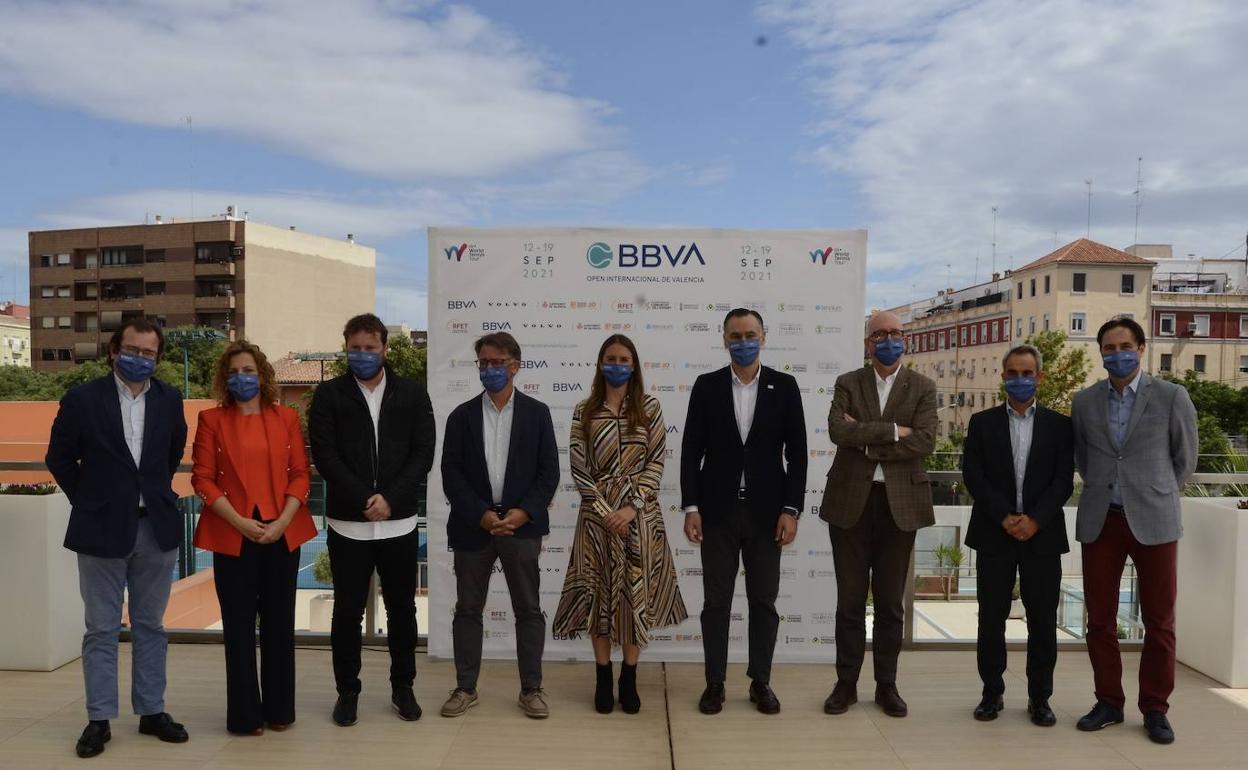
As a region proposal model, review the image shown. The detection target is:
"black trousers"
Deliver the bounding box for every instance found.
[830,484,916,685]
[327,525,419,695]
[700,498,781,685]
[975,548,1061,700]
[212,531,300,733]
[452,536,544,692]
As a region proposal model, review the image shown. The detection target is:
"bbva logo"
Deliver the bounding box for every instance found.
[481,321,511,331]
[586,241,706,268]
[447,299,477,309]
[445,243,468,261]
[552,383,584,392]
[520,360,548,369]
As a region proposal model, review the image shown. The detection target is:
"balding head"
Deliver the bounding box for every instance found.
[865,311,905,373]
[866,311,902,338]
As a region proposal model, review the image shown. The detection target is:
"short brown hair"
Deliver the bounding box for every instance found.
[474,332,521,360]
[107,317,165,359]
[343,313,387,345]
[212,340,279,407]
[1096,316,1146,347]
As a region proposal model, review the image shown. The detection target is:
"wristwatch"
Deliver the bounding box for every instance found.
[781,507,801,520]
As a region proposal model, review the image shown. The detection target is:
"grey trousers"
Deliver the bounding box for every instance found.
[452,536,544,692]
[77,518,178,721]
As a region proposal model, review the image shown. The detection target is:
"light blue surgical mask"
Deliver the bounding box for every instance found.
[227,373,260,402]
[480,366,509,394]
[1102,350,1139,379]
[116,352,156,383]
[728,339,760,366]
[1004,376,1037,403]
[348,350,383,380]
[602,364,633,387]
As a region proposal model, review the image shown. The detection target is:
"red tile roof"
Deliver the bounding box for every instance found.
[272,355,333,385]
[1015,239,1155,273]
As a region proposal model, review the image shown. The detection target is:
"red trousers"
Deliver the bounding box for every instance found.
[1082,510,1177,714]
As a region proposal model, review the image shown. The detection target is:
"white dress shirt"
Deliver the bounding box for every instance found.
[731,367,759,484]
[115,375,150,507]
[1007,402,1037,512]
[327,372,417,541]
[482,389,515,506]
[871,368,901,482]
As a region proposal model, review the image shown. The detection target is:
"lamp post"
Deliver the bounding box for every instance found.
[165,328,226,397]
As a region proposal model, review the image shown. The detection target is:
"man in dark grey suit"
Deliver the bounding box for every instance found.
[1071,317,1196,745]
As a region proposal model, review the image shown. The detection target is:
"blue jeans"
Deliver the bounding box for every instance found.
[77,517,178,721]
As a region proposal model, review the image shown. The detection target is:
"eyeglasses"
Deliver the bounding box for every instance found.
[868,330,904,343]
[477,358,513,370]
[120,344,159,360]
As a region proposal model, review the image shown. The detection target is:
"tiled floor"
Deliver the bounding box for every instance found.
[0,646,1243,768]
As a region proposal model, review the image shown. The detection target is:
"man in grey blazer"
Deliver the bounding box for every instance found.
[1071,317,1196,745]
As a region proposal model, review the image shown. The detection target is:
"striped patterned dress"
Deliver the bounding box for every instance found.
[553,394,687,647]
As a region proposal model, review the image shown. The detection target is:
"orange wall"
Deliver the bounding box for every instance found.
[0,398,217,494]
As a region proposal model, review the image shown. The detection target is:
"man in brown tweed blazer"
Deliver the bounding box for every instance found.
[820,311,937,718]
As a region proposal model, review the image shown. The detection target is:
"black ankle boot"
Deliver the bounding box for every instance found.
[619,663,640,714]
[595,662,615,714]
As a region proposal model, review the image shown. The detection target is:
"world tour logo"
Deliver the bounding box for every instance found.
[810,246,851,266]
[444,243,484,261]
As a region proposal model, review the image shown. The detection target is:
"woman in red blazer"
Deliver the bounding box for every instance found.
[192,340,317,735]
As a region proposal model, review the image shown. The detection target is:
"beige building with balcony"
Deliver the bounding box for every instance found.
[0,302,32,367]
[892,239,1156,435]
[27,217,375,372]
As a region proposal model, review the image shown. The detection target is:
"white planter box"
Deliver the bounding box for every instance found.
[309,593,334,633]
[0,492,84,671]
[1176,497,1248,687]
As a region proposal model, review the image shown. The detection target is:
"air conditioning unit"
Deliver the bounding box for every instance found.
[1187,322,1199,334]
[231,247,243,257]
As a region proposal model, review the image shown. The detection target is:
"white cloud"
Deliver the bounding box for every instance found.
[0,0,606,179]
[760,0,1248,308]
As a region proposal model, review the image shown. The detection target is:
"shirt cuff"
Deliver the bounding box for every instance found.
[683,505,699,514]
[781,506,800,518]
[893,423,899,442]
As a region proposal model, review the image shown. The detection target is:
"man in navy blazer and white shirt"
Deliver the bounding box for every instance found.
[440,332,560,719]
[46,318,189,758]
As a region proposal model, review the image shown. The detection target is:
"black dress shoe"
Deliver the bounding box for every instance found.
[76,721,110,758]
[391,687,423,721]
[748,681,781,715]
[698,682,726,715]
[875,683,909,718]
[137,712,188,743]
[1144,711,1175,744]
[823,681,858,715]
[1028,699,1057,727]
[333,693,359,727]
[1076,701,1124,731]
[973,695,1004,721]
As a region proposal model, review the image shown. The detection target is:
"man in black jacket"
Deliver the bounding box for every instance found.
[961,344,1073,726]
[681,308,807,715]
[439,332,559,719]
[309,314,436,726]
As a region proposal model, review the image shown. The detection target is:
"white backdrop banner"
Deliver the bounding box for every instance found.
[426,228,866,662]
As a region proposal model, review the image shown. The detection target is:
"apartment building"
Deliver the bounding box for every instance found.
[27,216,375,372]
[0,302,31,367]
[893,239,1155,435]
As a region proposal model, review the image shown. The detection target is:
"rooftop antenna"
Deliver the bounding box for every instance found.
[1133,156,1144,245]
[974,244,980,285]
[1053,229,1059,248]
[186,116,195,220]
[946,262,952,291]
[1085,179,1093,238]
[991,205,998,277]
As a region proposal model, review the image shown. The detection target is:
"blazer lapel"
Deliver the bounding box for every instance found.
[721,368,743,446]
[262,406,286,508]
[744,368,770,446]
[1121,374,1153,448]
[1020,405,1045,506]
[880,367,910,422]
[501,392,524,495]
[860,366,882,421]
[218,406,246,492]
[101,378,137,470]
[1095,380,1116,449]
[466,393,491,491]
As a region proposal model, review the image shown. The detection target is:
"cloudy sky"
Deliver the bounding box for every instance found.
[2,0,1245,324]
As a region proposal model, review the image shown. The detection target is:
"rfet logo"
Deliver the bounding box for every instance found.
[810,246,851,265]
[587,241,706,268]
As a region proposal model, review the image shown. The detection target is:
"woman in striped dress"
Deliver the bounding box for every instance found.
[553,334,687,715]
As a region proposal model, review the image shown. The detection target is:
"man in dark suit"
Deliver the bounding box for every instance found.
[439,332,560,720]
[309,313,436,727]
[821,310,937,718]
[46,318,189,758]
[681,308,807,715]
[962,344,1074,726]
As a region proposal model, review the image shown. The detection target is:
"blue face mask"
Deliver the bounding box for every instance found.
[873,338,905,366]
[116,352,156,383]
[480,366,509,394]
[602,364,633,387]
[728,339,760,366]
[1102,350,1139,379]
[227,373,260,402]
[348,350,383,380]
[1004,376,1037,403]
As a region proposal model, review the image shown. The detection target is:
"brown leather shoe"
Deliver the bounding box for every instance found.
[824,681,858,715]
[875,683,908,718]
[266,722,292,732]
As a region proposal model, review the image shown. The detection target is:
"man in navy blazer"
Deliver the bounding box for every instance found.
[45,318,189,758]
[439,332,560,719]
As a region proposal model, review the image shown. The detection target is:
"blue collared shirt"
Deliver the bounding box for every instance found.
[1106,370,1143,507]
[1007,402,1037,512]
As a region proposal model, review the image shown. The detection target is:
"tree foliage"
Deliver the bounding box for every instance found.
[996,329,1091,415]
[326,333,427,384]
